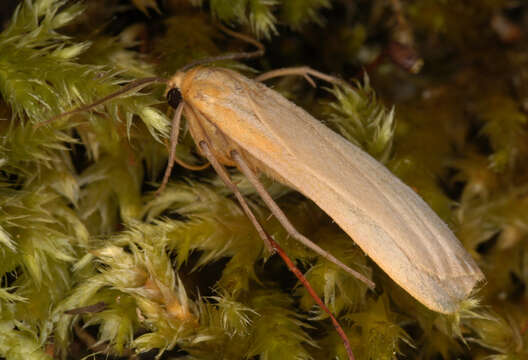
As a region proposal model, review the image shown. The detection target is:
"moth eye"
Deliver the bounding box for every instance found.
[166,88,182,109]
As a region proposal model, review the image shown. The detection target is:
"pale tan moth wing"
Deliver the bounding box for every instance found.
[179,67,484,314]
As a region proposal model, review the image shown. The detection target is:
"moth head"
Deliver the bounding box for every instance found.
[166,88,182,109]
[165,71,185,109]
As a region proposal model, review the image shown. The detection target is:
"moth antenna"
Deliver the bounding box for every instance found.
[180,24,264,72]
[255,66,350,89]
[35,76,167,128]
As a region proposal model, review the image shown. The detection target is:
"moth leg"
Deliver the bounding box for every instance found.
[270,238,355,360]
[173,155,210,172]
[156,102,184,196]
[156,103,211,196]
[198,141,274,253]
[201,140,354,358]
[231,150,375,290]
[255,66,349,88]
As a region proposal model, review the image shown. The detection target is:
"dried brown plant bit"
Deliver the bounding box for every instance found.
[491,13,522,44]
[386,41,424,74]
[64,302,107,315]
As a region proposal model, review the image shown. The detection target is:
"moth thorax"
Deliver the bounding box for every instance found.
[166,71,185,90]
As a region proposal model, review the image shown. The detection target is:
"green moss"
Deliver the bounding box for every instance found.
[1,0,527,359]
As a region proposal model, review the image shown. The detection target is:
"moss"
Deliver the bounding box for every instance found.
[1,0,527,359]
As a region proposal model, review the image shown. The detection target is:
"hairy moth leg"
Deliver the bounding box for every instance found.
[230,150,375,289]
[200,141,356,360]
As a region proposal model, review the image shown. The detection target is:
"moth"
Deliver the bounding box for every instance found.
[161,64,484,314]
[44,29,484,316]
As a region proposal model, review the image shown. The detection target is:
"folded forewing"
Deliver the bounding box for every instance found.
[187,68,484,313]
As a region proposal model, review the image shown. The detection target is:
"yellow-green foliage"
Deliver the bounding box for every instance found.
[0,0,526,359]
